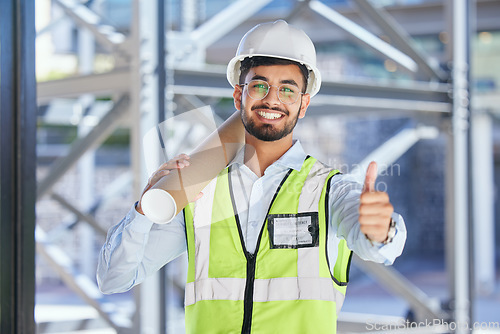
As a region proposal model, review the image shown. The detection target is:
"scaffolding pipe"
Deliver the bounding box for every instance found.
[131,0,165,331]
[50,193,107,236]
[53,0,129,60]
[451,0,472,331]
[309,0,418,73]
[353,256,448,321]
[77,14,98,282]
[190,0,273,48]
[471,112,495,295]
[35,228,127,331]
[37,95,129,199]
[351,0,447,81]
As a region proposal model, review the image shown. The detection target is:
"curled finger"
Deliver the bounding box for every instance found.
[149,169,171,186]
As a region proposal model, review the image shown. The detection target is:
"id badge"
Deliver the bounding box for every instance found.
[267,212,319,249]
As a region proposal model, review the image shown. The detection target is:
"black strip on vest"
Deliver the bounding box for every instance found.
[345,250,354,283]
[257,166,295,250]
[228,165,248,255]
[227,165,254,334]
[262,165,296,225]
[324,172,351,287]
[228,163,295,334]
[183,209,189,261]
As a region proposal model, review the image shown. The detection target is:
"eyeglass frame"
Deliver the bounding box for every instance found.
[239,79,305,105]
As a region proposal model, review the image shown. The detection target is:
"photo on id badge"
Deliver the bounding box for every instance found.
[267,212,319,249]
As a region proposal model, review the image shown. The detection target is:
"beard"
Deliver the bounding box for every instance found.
[241,102,301,142]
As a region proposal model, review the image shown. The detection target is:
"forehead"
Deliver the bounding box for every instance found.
[244,64,304,85]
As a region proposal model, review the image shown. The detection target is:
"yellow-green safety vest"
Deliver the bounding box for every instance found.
[184,156,352,334]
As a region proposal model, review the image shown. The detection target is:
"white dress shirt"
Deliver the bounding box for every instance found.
[97,140,406,294]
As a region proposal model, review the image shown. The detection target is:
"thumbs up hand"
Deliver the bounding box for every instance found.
[359,161,394,244]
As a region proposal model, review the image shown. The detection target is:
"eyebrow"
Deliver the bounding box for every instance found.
[280,79,299,87]
[250,75,299,87]
[250,75,268,82]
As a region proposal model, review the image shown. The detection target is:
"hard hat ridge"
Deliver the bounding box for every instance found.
[227,20,322,97]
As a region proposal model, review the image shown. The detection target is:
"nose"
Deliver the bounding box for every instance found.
[261,85,281,105]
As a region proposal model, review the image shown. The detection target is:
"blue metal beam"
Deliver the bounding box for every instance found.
[0,0,37,333]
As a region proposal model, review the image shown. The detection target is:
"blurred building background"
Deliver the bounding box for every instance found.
[1,0,499,333]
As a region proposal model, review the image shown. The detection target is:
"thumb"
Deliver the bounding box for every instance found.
[363,161,378,193]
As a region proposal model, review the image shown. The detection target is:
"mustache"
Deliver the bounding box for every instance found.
[251,105,288,115]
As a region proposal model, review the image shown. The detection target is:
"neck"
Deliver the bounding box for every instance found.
[243,132,293,177]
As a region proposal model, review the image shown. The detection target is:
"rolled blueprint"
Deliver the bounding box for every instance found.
[141,111,244,224]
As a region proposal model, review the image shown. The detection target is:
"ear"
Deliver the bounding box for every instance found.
[233,85,243,111]
[298,94,310,119]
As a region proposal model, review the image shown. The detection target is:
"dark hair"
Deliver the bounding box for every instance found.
[239,56,309,93]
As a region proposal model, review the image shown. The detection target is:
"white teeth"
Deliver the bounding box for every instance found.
[257,111,283,120]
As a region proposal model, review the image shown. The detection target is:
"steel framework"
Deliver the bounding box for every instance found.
[26,0,497,332]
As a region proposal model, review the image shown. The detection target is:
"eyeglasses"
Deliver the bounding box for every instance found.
[240,80,303,105]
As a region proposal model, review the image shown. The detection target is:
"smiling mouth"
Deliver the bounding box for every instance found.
[256,110,284,120]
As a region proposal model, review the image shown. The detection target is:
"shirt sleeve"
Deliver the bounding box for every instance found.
[328,174,407,265]
[97,203,187,294]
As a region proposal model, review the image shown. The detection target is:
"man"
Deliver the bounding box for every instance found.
[98,20,406,333]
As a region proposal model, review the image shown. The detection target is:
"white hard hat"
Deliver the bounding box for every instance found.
[227,20,322,97]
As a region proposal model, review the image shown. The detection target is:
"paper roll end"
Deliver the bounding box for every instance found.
[141,189,177,224]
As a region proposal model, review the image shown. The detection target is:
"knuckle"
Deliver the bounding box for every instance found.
[358,215,371,225]
[386,203,394,213]
[359,225,368,234]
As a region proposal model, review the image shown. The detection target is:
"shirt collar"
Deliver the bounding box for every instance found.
[228,139,307,172]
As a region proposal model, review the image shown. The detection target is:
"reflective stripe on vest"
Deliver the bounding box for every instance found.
[184,157,352,334]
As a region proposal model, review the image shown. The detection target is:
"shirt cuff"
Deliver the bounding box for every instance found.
[376,212,407,265]
[125,202,155,234]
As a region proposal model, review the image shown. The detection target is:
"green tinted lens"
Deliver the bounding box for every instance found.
[248,80,269,100]
[279,84,298,104]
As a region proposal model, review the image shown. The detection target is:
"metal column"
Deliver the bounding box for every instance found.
[0,0,37,333]
[451,0,473,331]
[77,7,97,280]
[471,112,495,295]
[130,0,167,332]
[158,1,169,332]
